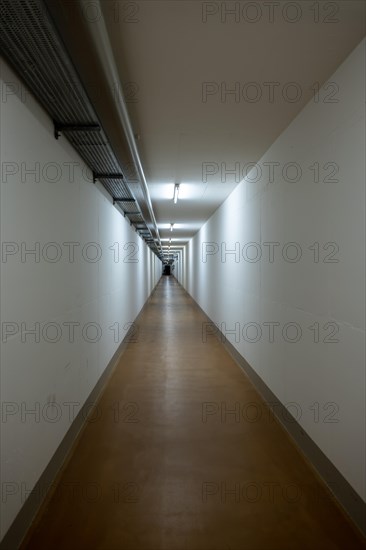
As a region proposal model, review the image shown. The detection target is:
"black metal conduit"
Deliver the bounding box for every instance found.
[0,0,163,258]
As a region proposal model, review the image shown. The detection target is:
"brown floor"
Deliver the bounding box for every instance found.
[23,277,365,550]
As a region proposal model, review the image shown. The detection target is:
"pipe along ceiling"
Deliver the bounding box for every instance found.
[0,0,163,258]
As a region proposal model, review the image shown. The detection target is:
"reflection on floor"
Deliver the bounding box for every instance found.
[23,277,366,549]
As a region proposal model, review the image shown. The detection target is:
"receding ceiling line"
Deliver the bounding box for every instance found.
[80,0,162,254]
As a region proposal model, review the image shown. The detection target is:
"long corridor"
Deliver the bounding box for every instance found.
[22,277,365,550]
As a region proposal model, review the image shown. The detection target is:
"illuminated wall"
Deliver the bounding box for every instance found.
[0,59,161,539]
[179,40,365,501]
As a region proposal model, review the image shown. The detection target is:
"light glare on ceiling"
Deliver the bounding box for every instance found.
[173,183,180,204]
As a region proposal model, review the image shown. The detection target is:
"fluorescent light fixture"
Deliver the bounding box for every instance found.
[173,184,180,204]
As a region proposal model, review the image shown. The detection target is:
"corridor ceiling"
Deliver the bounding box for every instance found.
[100,0,365,246]
[1,0,365,256]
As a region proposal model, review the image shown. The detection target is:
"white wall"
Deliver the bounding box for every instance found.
[172,249,184,283]
[0,59,161,539]
[179,40,365,501]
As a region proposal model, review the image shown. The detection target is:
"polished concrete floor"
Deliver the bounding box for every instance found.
[24,277,365,549]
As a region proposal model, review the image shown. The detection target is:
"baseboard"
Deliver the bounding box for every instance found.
[181,284,366,538]
[0,279,161,550]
